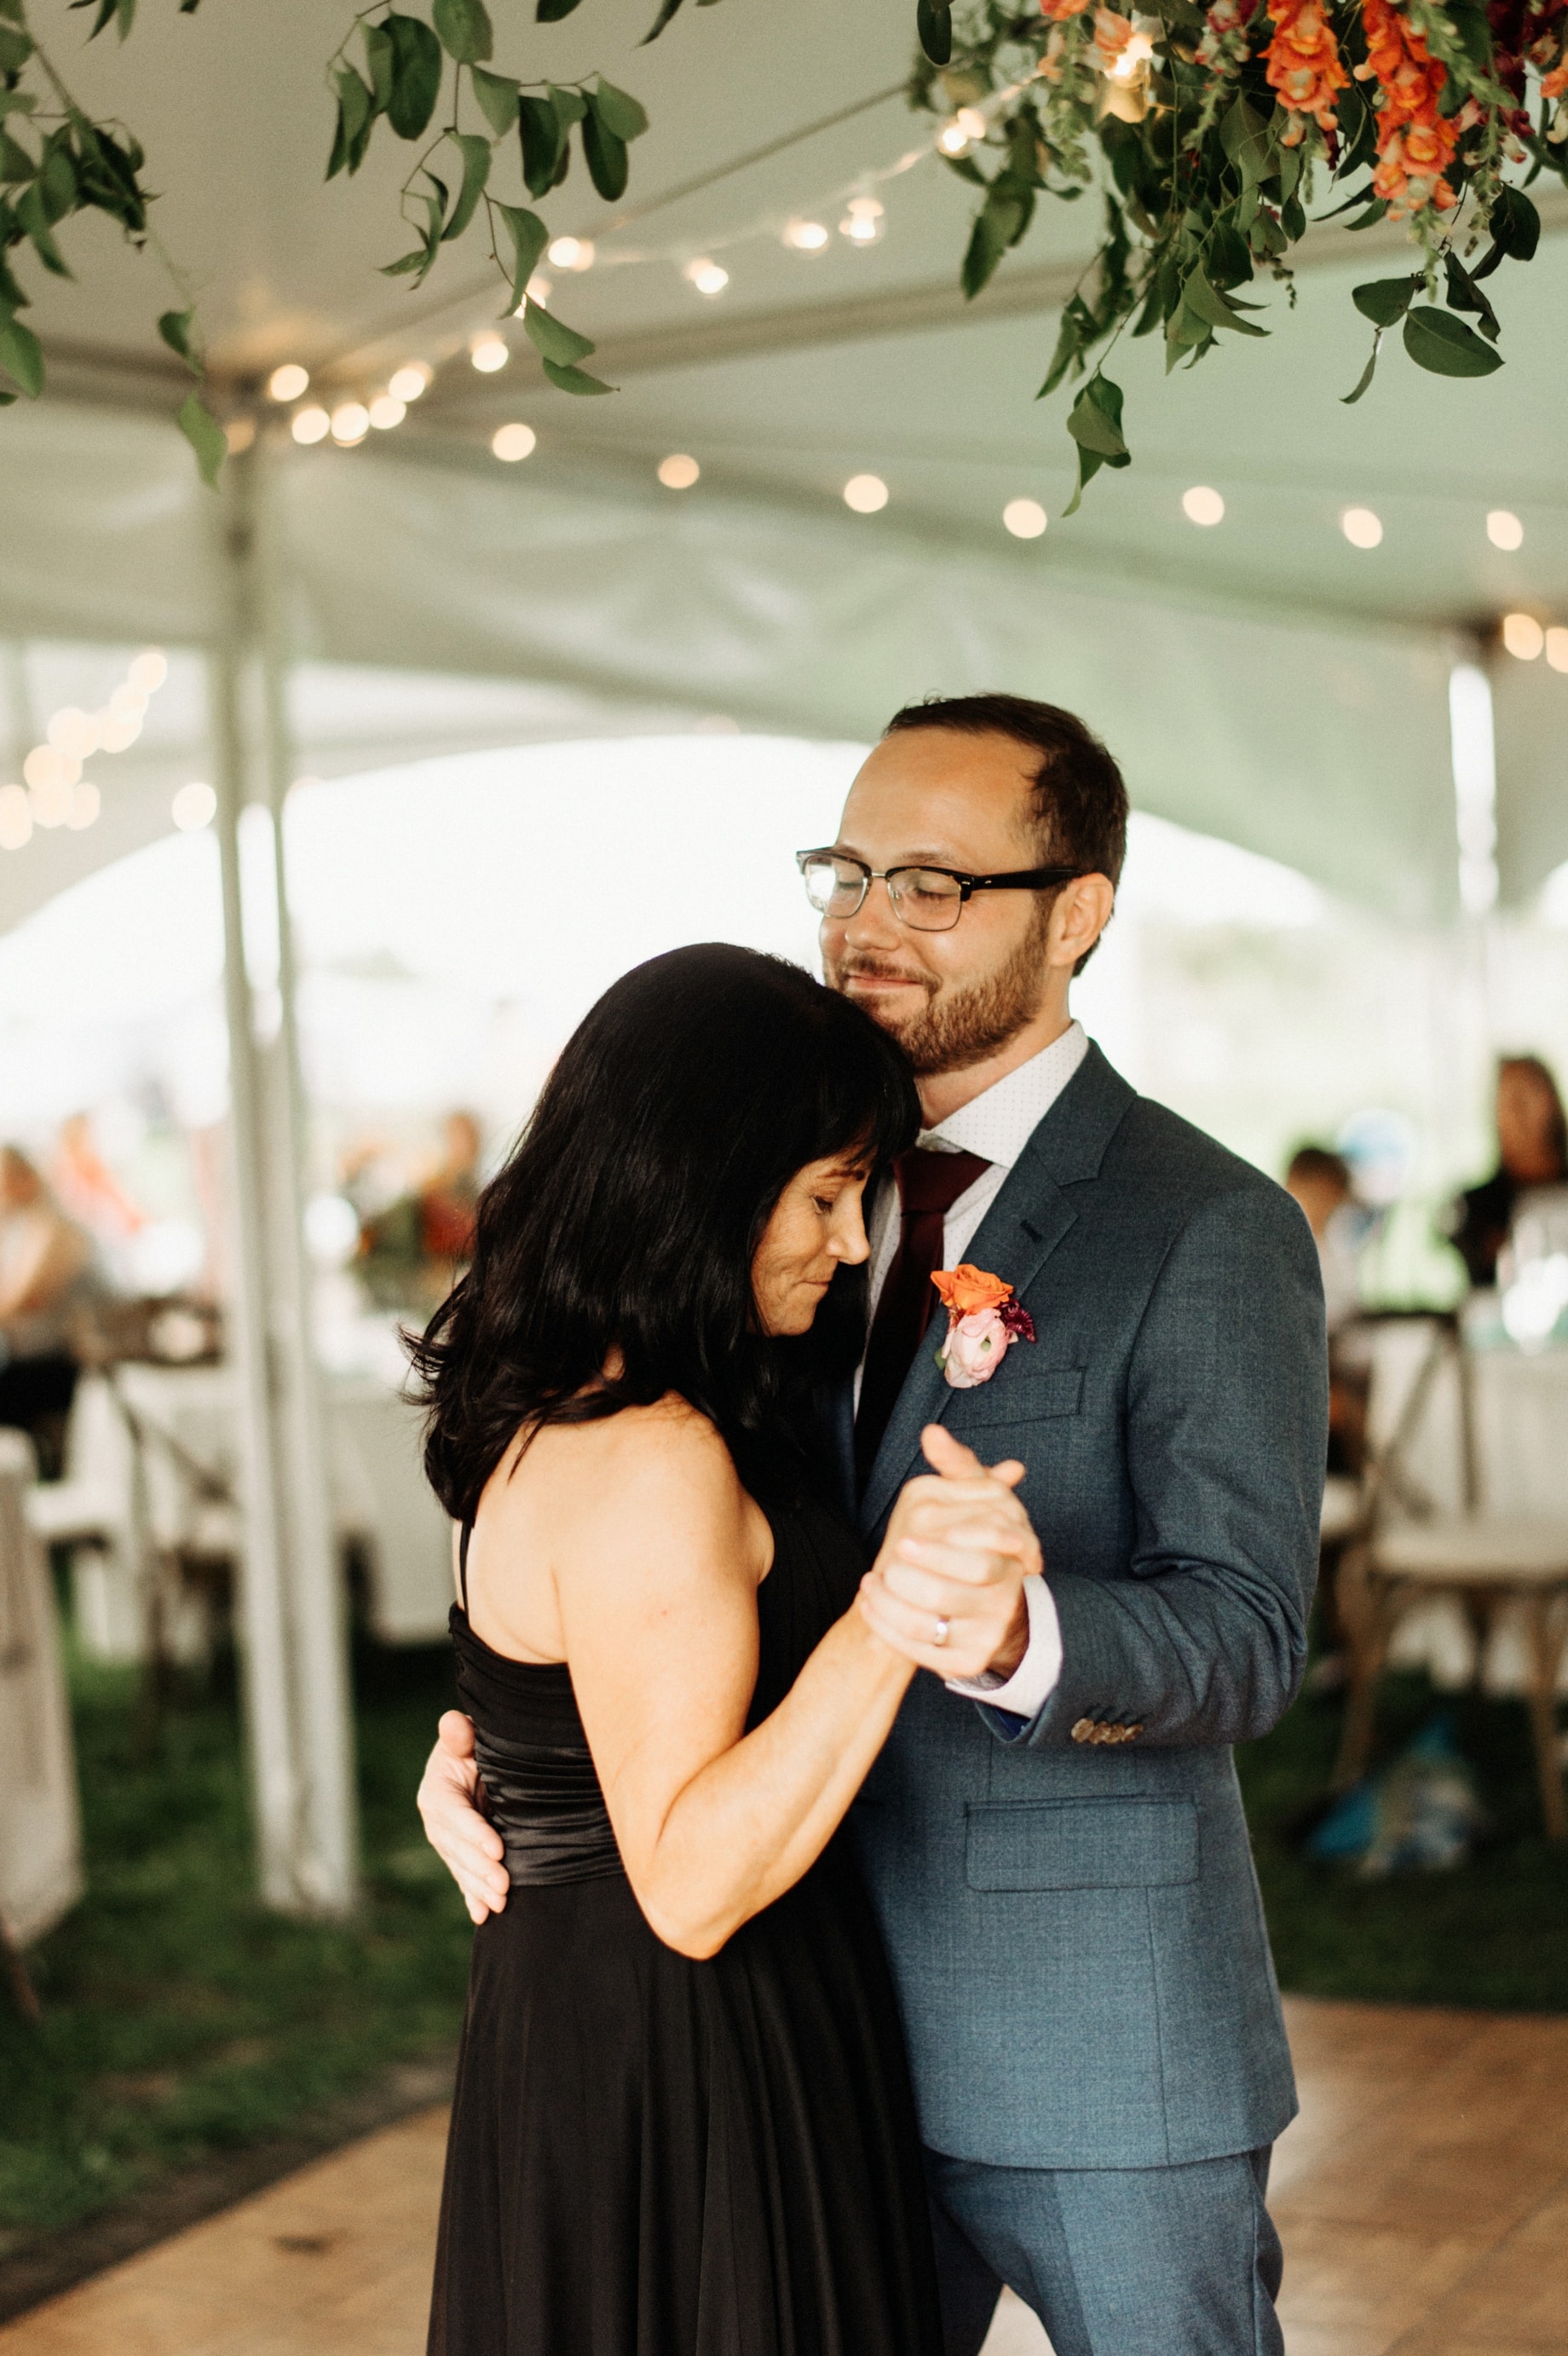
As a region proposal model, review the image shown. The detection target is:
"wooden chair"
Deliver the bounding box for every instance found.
[1333,1315,1568,1840]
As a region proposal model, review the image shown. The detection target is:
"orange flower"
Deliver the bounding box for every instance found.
[1040,0,1093,18]
[931,1262,1014,1317]
[1543,62,1568,100]
[1356,0,1459,218]
[1264,0,1349,143]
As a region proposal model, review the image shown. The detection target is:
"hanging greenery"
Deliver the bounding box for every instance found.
[911,0,1565,506]
[0,0,713,479]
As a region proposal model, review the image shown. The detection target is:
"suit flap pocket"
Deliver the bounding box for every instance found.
[953,1365,1083,1427]
[965,1799,1199,1891]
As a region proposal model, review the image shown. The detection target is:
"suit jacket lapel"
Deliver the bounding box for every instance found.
[856,1042,1136,1539]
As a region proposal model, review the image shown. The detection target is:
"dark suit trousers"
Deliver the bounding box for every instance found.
[925,2143,1284,2356]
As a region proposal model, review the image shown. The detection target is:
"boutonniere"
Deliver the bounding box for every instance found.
[931,1263,1036,1389]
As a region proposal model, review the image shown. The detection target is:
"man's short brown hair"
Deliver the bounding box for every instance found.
[882,693,1128,972]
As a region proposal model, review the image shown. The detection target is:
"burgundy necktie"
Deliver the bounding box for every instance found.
[855,1146,991,1483]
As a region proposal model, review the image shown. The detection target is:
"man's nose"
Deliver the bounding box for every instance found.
[840,876,902,951]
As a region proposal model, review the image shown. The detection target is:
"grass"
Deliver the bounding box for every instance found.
[3,1624,1565,2269]
[0,1638,472,2258]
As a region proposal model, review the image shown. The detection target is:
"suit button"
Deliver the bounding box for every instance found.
[1124,1724,1144,1741]
[1089,1723,1113,1744]
[1071,1718,1096,1745]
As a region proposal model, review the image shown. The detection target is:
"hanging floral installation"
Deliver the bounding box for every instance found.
[910,0,1567,505]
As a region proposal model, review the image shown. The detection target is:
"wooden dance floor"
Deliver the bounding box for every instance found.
[3,1999,1565,2356]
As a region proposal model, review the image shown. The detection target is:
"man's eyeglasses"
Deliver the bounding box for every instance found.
[796,849,1080,934]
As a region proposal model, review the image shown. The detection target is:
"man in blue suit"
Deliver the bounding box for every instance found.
[420,693,1326,2356]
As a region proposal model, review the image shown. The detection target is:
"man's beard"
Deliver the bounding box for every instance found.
[827,901,1052,1077]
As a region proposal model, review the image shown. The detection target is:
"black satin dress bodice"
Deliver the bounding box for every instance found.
[428,1493,942,2356]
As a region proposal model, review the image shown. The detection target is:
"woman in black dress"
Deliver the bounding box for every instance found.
[412,944,1035,2356]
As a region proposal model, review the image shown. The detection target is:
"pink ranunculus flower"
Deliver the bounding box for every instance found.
[941,1307,1013,1388]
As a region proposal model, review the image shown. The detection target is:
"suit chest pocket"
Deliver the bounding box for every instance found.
[952,1365,1084,1429]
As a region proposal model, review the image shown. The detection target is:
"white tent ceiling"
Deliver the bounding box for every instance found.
[3,0,1565,923]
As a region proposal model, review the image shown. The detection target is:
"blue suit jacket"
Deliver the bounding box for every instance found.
[845,1043,1327,2171]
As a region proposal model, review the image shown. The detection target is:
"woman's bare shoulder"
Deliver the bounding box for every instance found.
[519,1396,746,1531]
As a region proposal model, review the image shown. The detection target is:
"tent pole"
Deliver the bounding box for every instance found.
[254,439,360,1914]
[210,449,301,1909]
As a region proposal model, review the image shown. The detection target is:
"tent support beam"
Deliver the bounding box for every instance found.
[210,440,359,1916]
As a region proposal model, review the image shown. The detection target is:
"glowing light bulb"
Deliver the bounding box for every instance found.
[518,272,551,311]
[937,119,971,155]
[492,422,537,461]
[292,406,331,445]
[1109,30,1155,80]
[1486,509,1523,551]
[368,395,406,430]
[268,363,309,402]
[547,236,594,272]
[48,707,98,759]
[388,363,430,402]
[470,336,509,373]
[1546,627,1568,674]
[171,781,216,831]
[1340,506,1382,549]
[97,712,141,752]
[24,743,71,792]
[1502,611,1544,660]
[840,196,885,243]
[1182,485,1225,527]
[684,258,729,297]
[129,650,168,694]
[0,784,30,851]
[844,473,888,514]
[1003,498,1047,540]
[28,764,73,828]
[783,219,830,252]
[65,780,101,831]
[658,453,700,489]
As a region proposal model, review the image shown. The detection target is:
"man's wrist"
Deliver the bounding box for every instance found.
[987,1586,1031,1679]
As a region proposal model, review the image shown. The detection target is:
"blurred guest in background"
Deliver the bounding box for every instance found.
[1286,1145,1361,1333]
[418,1111,482,1270]
[355,1112,483,1312]
[0,1146,107,1475]
[1450,1056,1568,1288]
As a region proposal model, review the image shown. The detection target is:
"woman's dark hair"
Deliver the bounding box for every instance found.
[412,944,919,1522]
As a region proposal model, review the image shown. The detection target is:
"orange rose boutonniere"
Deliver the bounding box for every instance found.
[931,1264,1037,1389]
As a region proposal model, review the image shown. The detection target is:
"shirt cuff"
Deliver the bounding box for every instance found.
[944,1574,1063,1717]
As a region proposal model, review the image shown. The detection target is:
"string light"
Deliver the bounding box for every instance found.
[658,453,700,489]
[1486,509,1524,551]
[225,418,257,456]
[470,335,509,372]
[1182,485,1225,527]
[331,401,370,443]
[369,394,406,430]
[1548,627,1568,673]
[1341,506,1382,549]
[843,473,888,513]
[783,218,830,251]
[684,257,729,296]
[28,764,73,829]
[129,650,167,693]
[292,406,331,444]
[388,363,430,402]
[547,235,594,271]
[1502,611,1544,660]
[492,422,537,461]
[840,195,885,243]
[1003,498,1047,540]
[1108,31,1155,81]
[66,781,100,832]
[48,707,97,759]
[268,363,309,402]
[0,785,30,852]
[172,781,216,832]
[514,272,552,315]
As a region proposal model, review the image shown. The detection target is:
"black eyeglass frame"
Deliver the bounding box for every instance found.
[795,848,1081,926]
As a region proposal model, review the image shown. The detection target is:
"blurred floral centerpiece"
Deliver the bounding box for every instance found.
[911,0,1566,501]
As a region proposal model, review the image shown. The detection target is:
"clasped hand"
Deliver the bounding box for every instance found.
[857,1423,1041,1682]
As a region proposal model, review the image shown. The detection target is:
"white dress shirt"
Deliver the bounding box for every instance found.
[862,1021,1088,1719]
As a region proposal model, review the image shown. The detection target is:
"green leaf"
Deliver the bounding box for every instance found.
[1488,184,1539,263]
[1402,305,1504,377]
[591,78,649,141]
[1062,375,1129,517]
[158,305,202,374]
[1346,197,1388,230]
[328,66,375,179]
[0,130,34,182]
[641,0,685,38]
[441,130,490,240]
[1182,266,1268,336]
[15,183,70,277]
[384,13,444,141]
[536,0,583,16]
[38,139,77,222]
[1340,331,1382,405]
[178,392,226,488]
[580,109,629,201]
[0,90,37,117]
[517,94,564,196]
[522,297,594,367]
[1038,293,1092,398]
[916,0,952,66]
[0,21,33,71]
[495,202,547,311]
[961,210,1006,300]
[1444,251,1499,341]
[1352,275,1416,328]
[551,84,587,127]
[0,312,43,396]
[1219,97,1271,187]
[470,66,520,136]
[541,355,613,393]
[433,0,492,62]
[1206,217,1254,289]
[363,21,395,110]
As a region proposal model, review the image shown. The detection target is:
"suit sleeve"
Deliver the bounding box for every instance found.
[992,1183,1327,1751]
